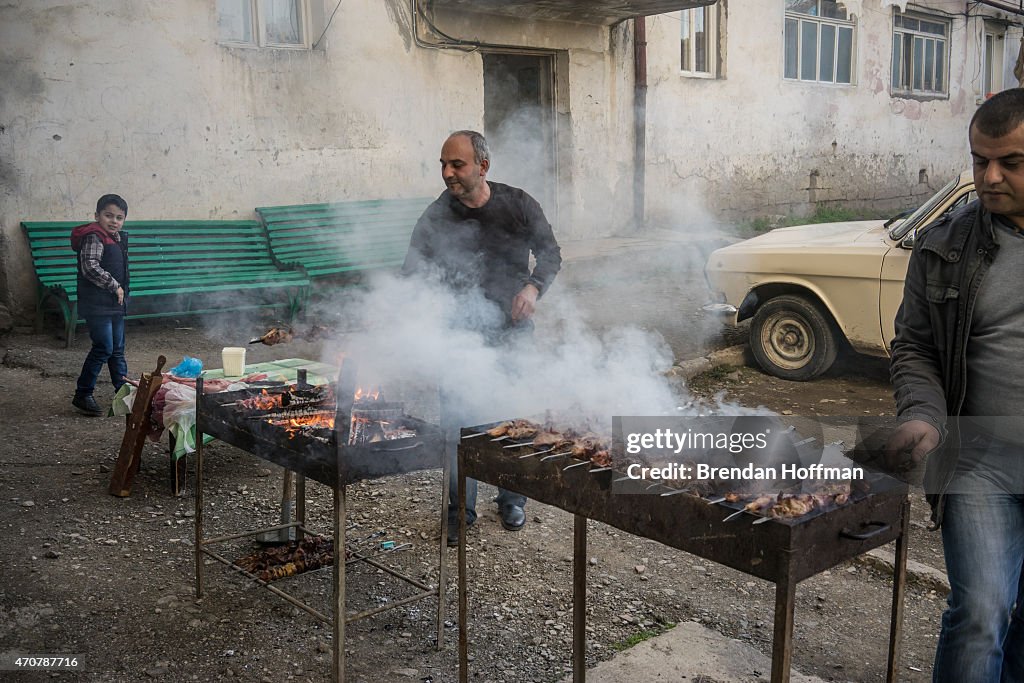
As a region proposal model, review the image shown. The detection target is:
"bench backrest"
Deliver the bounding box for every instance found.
[21,219,279,298]
[256,197,433,279]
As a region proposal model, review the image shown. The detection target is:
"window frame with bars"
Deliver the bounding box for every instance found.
[217,0,310,50]
[680,5,720,78]
[890,11,950,97]
[783,1,856,85]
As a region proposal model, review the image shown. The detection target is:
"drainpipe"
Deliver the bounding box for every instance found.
[633,17,647,231]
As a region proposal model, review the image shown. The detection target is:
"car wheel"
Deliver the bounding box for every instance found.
[749,295,839,381]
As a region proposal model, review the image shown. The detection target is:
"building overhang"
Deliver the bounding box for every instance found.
[427,0,719,26]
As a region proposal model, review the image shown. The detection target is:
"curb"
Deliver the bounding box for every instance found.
[856,548,950,594]
[668,344,750,380]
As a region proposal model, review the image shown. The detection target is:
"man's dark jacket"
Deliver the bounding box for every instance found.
[401,181,561,334]
[890,199,1000,527]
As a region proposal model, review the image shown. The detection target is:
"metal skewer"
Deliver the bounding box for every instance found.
[752,516,774,525]
[563,460,591,471]
[503,441,534,449]
[517,447,554,459]
[722,508,749,522]
[660,488,689,497]
[541,452,569,462]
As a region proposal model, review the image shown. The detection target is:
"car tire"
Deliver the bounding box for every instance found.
[749,295,839,381]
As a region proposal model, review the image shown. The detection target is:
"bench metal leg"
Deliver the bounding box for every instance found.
[66,301,78,348]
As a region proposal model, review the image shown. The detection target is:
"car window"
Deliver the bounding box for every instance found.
[888,176,968,240]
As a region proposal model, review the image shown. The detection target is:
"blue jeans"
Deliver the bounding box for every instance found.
[442,397,525,527]
[75,315,127,398]
[934,432,1024,683]
[446,429,526,527]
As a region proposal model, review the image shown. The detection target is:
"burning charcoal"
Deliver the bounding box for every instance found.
[281,384,333,408]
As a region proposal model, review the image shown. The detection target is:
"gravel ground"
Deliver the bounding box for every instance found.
[0,243,946,682]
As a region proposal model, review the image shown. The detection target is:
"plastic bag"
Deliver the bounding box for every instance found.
[161,381,199,455]
[168,356,203,378]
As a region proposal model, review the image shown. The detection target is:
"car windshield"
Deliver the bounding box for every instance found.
[887,176,962,241]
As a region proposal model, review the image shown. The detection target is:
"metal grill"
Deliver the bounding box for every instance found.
[193,363,447,683]
[456,420,911,683]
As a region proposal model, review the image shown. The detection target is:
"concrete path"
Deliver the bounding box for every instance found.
[564,621,828,683]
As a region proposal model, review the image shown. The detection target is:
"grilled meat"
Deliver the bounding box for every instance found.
[250,326,294,346]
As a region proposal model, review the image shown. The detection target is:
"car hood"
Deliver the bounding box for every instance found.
[726,220,886,250]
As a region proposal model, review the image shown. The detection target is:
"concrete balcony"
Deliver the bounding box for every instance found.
[428,0,718,25]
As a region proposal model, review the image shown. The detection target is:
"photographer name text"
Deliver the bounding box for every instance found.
[625,462,865,481]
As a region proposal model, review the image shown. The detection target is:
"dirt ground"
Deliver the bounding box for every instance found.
[0,311,948,683]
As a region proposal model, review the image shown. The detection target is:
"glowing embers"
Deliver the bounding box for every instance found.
[350,387,414,445]
[234,383,417,445]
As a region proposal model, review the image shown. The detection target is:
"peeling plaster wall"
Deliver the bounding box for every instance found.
[0,0,631,316]
[643,0,1005,228]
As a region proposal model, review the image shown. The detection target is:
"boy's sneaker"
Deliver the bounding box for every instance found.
[72,395,103,416]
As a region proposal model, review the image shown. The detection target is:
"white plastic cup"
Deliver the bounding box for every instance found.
[222,347,246,377]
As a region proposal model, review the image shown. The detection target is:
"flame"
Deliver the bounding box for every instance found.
[240,389,281,411]
[354,386,381,401]
[283,414,335,437]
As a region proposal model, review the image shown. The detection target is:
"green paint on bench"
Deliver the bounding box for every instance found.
[256,197,432,280]
[22,220,311,347]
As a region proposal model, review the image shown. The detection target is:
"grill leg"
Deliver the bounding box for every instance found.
[194,426,204,598]
[296,474,306,537]
[771,559,796,683]
[573,514,587,683]
[886,498,911,682]
[458,470,468,683]
[332,484,346,683]
[436,439,451,650]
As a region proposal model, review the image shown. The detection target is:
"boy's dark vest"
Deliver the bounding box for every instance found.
[71,223,129,317]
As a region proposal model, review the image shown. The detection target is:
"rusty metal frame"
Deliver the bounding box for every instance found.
[193,364,449,683]
[456,428,910,683]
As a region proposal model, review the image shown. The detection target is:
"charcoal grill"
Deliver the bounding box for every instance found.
[456,420,911,683]
[193,362,446,683]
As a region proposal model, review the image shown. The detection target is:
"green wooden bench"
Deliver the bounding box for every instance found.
[22,220,311,347]
[256,197,432,280]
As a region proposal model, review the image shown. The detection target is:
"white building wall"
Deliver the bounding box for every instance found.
[643,0,1009,228]
[0,0,635,316]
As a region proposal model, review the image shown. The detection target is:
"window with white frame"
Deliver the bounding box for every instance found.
[784,1,855,84]
[217,0,308,48]
[891,12,949,96]
[680,5,720,77]
[982,25,1007,95]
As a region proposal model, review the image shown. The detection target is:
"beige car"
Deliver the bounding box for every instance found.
[704,171,976,380]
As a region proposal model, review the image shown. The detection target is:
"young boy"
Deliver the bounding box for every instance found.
[70,194,130,416]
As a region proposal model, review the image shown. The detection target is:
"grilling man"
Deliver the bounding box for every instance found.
[402,130,562,546]
[887,88,1024,682]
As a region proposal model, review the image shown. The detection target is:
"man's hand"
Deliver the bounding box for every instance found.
[511,284,540,323]
[883,420,940,471]
[116,286,124,305]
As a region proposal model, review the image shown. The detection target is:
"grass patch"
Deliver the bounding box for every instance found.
[612,622,677,651]
[738,204,891,237]
[686,364,742,393]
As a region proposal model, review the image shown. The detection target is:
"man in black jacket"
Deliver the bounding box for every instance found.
[402,130,561,546]
[887,89,1024,682]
